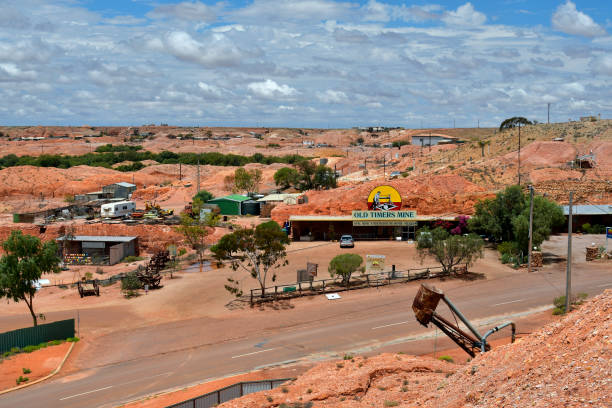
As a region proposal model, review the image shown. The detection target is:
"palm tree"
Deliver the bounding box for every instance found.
[478,140,490,157]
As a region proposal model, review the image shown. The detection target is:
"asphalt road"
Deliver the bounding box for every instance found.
[2,265,611,408]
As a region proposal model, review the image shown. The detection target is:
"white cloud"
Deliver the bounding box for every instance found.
[317,90,348,103]
[442,3,486,27]
[591,54,612,75]
[552,1,606,37]
[104,15,146,25]
[197,82,222,97]
[363,0,390,22]
[247,79,297,98]
[148,1,217,23]
[231,0,357,23]
[163,31,243,67]
[0,63,36,81]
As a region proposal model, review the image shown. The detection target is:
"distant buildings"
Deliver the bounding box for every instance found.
[411,134,459,147]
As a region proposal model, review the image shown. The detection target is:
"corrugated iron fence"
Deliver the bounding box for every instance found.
[166,378,293,408]
[0,319,74,353]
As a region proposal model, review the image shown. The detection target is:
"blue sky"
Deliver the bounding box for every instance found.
[1,1,611,127]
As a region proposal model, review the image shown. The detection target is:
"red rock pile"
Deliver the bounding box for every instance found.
[222,290,612,407]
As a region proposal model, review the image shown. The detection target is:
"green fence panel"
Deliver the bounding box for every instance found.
[0,319,74,353]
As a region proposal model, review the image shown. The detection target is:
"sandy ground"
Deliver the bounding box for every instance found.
[0,342,71,391]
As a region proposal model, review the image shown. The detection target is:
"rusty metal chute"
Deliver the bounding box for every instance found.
[412,284,515,357]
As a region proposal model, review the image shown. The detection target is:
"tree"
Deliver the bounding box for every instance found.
[328,253,363,287]
[469,185,564,254]
[499,117,532,131]
[477,140,490,157]
[416,227,484,275]
[313,165,337,189]
[296,160,317,191]
[468,185,526,243]
[234,168,263,194]
[175,212,218,268]
[512,196,564,254]
[274,167,300,190]
[0,231,61,326]
[211,221,289,297]
[193,189,214,203]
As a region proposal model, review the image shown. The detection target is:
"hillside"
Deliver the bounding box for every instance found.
[220,290,612,407]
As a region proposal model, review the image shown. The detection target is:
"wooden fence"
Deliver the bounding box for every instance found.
[249,266,449,305]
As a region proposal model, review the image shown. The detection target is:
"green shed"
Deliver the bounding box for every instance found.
[207,195,251,215]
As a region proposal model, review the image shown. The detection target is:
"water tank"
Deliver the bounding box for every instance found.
[241,201,261,216]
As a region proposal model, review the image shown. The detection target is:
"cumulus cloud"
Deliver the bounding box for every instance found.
[442,2,486,27]
[148,1,217,23]
[163,31,243,67]
[591,55,612,76]
[231,0,357,23]
[0,63,36,81]
[197,82,222,97]
[247,79,297,98]
[317,90,349,103]
[552,1,606,37]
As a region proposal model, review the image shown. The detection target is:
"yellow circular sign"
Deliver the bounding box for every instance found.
[367,185,402,211]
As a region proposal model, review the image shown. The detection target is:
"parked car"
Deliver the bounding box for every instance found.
[339,235,355,248]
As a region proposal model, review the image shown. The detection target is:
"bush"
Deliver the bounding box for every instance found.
[437,355,454,363]
[178,248,187,256]
[122,256,144,263]
[500,253,512,264]
[384,401,399,407]
[497,241,518,256]
[16,375,29,385]
[22,345,38,353]
[121,272,142,291]
[66,337,80,342]
[22,368,31,374]
[553,293,587,314]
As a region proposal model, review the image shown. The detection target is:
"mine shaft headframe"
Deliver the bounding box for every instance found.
[412,284,515,358]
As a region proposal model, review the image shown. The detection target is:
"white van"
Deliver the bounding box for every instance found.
[101,201,136,218]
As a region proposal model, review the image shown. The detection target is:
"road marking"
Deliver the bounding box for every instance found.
[59,386,113,401]
[597,283,612,287]
[121,372,173,386]
[231,348,276,359]
[371,321,410,330]
[492,299,525,307]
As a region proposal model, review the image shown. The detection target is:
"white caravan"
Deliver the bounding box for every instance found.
[101,201,136,218]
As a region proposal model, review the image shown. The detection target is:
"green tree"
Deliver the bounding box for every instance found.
[211,221,289,297]
[296,160,317,191]
[313,165,337,189]
[328,253,363,287]
[469,185,563,254]
[0,231,61,326]
[416,227,484,275]
[512,196,564,254]
[469,185,526,243]
[477,140,490,157]
[499,117,532,131]
[193,189,214,203]
[234,168,263,194]
[175,212,219,268]
[273,167,300,190]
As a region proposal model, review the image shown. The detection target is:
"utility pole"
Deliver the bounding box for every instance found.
[547,103,551,124]
[196,159,200,193]
[429,131,431,151]
[179,162,182,181]
[517,124,521,186]
[453,119,455,128]
[528,185,534,273]
[565,192,573,314]
[383,155,386,179]
[477,119,480,129]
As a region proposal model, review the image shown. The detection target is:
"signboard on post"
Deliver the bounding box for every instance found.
[607,227,612,239]
[366,255,386,274]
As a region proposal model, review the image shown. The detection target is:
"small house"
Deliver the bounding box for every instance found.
[102,182,137,199]
[207,195,252,215]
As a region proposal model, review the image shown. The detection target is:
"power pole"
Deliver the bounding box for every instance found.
[547,103,551,124]
[565,192,573,314]
[196,159,200,193]
[477,119,480,129]
[517,124,521,186]
[383,156,386,179]
[528,185,534,273]
[429,131,431,151]
[179,162,182,181]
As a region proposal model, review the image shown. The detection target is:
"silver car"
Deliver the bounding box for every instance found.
[339,235,355,248]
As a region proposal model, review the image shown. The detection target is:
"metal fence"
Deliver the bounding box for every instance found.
[250,266,450,305]
[0,319,75,353]
[166,378,293,408]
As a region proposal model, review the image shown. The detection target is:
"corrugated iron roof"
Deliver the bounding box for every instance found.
[563,204,612,216]
[209,194,252,202]
[56,236,137,242]
[114,182,136,188]
[257,193,302,202]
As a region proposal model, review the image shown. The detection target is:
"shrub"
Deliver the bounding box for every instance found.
[497,241,518,256]
[67,337,80,342]
[16,376,29,385]
[336,363,344,369]
[437,355,454,363]
[178,248,187,256]
[49,340,63,346]
[22,345,39,353]
[343,354,354,360]
[122,256,144,263]
[500,253,512,264]
[384,401,399,407]
[121,272,142,291]
[281,386,289,393]
[553,293,587,314]
[22,368,31,374]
